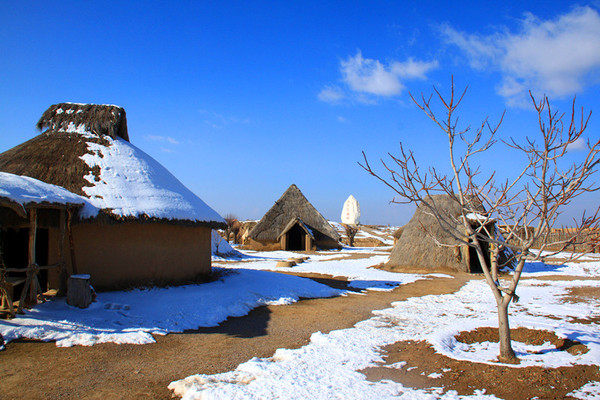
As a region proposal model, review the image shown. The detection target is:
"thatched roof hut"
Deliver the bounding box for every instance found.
[248,184,340,251]
[387,195,493,273]
[0,103,224,227]
[0,103,225,290]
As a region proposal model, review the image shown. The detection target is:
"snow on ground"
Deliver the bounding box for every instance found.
[521,252,600,277]
[329,222,398,246]
[169,280,600,399]
[169,254,600,400]
[0,268,341,347]
[214,247,427,291]
[0,245,420,347]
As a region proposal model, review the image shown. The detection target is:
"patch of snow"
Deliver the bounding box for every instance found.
[0,172,90,211]
[0,269,341,347]
[78,136,225,224]
[568,381,600,399]
[169,268,600,399]
[386,361,407,369]
[218,252,427,291]
[211,230,243,258]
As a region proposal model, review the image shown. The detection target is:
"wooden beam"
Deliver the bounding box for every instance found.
[27,207,38,304]
[67,208,78,275]
[58,208,67,296]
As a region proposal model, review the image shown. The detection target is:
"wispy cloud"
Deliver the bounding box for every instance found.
[319,51,437,104]
[567,137,588,152]
[318,86,345,103]
[442,6,600,106]
[198,109,250,129]
[146,135,180,145]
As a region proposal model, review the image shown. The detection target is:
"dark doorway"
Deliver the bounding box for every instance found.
[287,224,305,251]
[468,239,491,274]
[0,228,49,298]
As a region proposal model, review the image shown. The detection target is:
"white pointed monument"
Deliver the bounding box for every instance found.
[341,195,360,225]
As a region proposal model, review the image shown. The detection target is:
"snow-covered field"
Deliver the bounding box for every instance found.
[2,245,599,399]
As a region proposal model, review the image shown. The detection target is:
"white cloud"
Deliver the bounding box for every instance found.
[146,135,180,145]
[318,86,345,103]
[319,51,438,103]
[442,6,600,105]
[341,51,405,96]
[567,137,588,152]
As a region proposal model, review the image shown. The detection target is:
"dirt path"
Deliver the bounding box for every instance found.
[0,273,470,399]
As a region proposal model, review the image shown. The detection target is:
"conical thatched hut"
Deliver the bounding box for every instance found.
[0,103,226,290]
[248,184,340,251]
[387,195,494,273]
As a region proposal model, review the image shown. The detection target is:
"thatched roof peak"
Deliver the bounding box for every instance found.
[37,103,129,142]
[250,184,340,243]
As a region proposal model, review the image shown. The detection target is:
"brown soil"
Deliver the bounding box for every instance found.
[362,337,599,400]
[1,271,598,400]
[0,273,466,400]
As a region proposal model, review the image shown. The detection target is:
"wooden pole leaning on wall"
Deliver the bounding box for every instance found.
[17,208,38,313]
[57,208,68,296]
[67,208,78,275]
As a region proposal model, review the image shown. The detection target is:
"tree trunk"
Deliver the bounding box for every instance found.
[497,299,517,363]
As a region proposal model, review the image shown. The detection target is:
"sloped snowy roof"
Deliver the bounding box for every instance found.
[0,103,226,228]
[0,172,88,217]
[78,135,225,225]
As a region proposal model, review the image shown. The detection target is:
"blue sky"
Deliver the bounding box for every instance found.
[1,1,599,225]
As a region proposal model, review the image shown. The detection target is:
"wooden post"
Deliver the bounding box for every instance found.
[57,208,68,296]
[280,234,287,250]
[305,235,312,251]
[67,209,78,275]
[27,208,38,304]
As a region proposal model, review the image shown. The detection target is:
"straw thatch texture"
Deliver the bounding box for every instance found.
[0,104,225,229]
[387,195,487,272]
[0,132,103,197]
[37,103,129,141]
[250,184,340,246]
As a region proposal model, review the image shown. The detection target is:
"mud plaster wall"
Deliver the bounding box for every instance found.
[49,223,211,290]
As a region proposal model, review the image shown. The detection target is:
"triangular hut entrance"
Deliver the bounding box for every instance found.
[247,184,340,251]
[278,217,314,251]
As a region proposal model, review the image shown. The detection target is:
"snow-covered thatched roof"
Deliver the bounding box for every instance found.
[0,172,87,218]
[0,103,225,228]
[37,103,129,141]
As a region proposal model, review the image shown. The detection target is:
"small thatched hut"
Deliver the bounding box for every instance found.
[387,195,494,273]
[247,184,340,251]
[0,103,226,290]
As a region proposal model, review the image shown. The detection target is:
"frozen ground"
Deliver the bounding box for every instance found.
[0,245,422,347]
[2,246,599,399]
[170,250,600,400]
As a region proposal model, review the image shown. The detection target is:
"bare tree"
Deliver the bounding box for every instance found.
[343,223,359,247]
[360,77,600,362]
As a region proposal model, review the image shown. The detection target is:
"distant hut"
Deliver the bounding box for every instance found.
[248,184,340,251]
[0,103,226,290]
[387,195,496,273]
